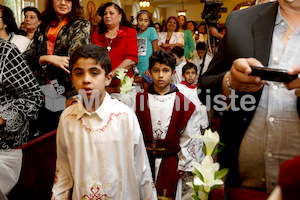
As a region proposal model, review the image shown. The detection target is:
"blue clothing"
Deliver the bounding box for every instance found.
[137,27,158,75]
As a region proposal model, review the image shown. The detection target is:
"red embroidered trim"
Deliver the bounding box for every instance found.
[80,112,128,134]
[82,183,112,200]
[64,114,78,119]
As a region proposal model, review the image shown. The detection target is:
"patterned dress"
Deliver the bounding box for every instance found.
[0,39,43,149]
[23,19,91,97]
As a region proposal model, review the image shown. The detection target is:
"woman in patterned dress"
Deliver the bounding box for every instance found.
[23,0,91,134]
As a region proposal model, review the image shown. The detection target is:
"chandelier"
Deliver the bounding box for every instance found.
[177,1,186,16]
[139,0,150,7]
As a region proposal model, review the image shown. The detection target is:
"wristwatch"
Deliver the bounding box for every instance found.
[226,72,233,93]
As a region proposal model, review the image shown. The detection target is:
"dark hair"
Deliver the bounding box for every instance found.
[70,44,112,76]
[165,16,179,32]
[98,2,132,34]
[41,0,84,27]
[187,20,196,31]
[196,42,206,51]
[149,50,176,72]
[154,22,161,32]
[199,22,206,26]
[0,5,19,34]
[96,6,102,16]
[177,15,187,30]
[182,62,197,74]
[171,46,184,58]
[136,10,154,32]
[23,6,41,20]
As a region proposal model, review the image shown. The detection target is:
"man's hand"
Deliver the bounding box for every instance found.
[0,118,6,125]
[229,58,266,92]
[286,66,300,97]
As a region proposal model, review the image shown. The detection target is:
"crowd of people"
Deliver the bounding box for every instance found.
[0,0,300,199]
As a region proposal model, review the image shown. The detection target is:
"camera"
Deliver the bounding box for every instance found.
[201,0,223,27]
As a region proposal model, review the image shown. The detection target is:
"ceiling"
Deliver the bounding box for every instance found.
[151,0,201,8]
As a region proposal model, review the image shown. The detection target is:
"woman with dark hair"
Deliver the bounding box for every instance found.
[23,7,41,40]
[154,22,161,33]
[187,20,199,57]
[0,5,30,53]
[23,0,90,96]
[91,2,138,81]
[178,15,194,59]
[23,0,90,134]
[158,16,184,51]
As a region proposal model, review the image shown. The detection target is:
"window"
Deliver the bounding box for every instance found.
[5,0,38,27]
[132,2,140,25]
[153,8,160,23]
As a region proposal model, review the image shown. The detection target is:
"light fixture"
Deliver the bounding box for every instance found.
[139,0,150,8]
[177,1,186,16]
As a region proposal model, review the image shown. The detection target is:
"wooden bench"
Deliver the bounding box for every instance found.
[7,130,57,200]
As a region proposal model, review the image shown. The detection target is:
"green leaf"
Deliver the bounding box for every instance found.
[192,181,199,196]
[215,168,229,179]
[218,141,225,146]
[202,145,207,155]
[211,184,222,190]
[194,168,204,182]
[191,194,200,200]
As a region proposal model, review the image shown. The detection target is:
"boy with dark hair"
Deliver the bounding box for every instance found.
[192,41,213,75]
[176,63,209,161]
[136,50,199,199]
[52,44,156,200]
[171,46,187,85]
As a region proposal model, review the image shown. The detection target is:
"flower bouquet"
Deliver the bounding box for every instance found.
[187,129,228,200]
[186,52,195,63]
[114,68,136,108]
[115,68,134,95]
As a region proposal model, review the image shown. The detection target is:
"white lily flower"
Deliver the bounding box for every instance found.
[198,189,209,200]
[119,76,134,94]
[192,156,223,193]
[200,129,220,156]
[115,68,128,80]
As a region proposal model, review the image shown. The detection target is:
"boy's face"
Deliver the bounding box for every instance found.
[182,68,197,84]
[71,58,112,103]
[197,49,205,59]
[150,62,175,95]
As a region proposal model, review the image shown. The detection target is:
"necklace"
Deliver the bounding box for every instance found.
[152,93,174,102]
[286,21,296,32]
[107,39,113,52]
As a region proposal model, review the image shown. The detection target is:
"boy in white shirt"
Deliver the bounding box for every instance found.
[51,44,156,200]
[192,42,213,75]
[136,50,200,199]
[176,62,209,161]
[171,46,187,85]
